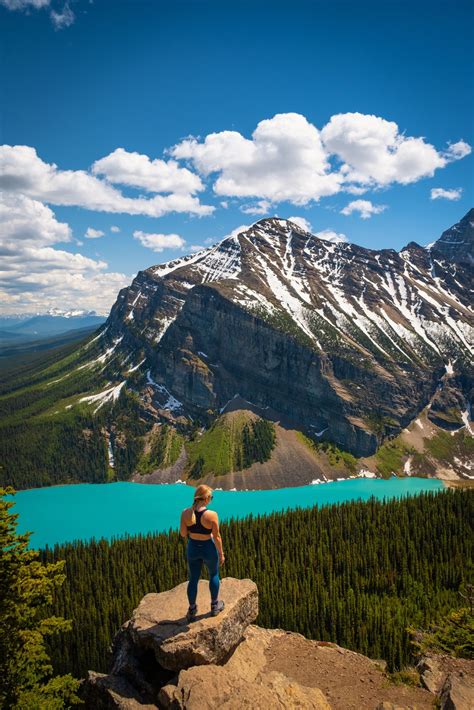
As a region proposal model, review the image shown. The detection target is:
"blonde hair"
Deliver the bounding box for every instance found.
[189,484,213,525]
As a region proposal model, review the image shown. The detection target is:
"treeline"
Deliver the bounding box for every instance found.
[38,490,473,678]
[0,415,108,489]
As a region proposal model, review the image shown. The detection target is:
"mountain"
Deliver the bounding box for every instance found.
[0,310,106,344]
[0,212,472,490]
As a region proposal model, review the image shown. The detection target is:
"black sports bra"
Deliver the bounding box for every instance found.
[187,508,212,535]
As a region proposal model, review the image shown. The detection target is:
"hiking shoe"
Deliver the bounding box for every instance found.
[211,599,225,616]
[186,604,197,622]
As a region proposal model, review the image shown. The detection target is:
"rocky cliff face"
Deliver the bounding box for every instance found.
[95,212,472,460]
[81,578,473,709]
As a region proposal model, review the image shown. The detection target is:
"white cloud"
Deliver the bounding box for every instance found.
[0,193,130,315]
[321,112,448,186]
[0,0,49,9]
[430,187,463,201]
[189,244,206,253]
[85,227,105,239]
[313,229,348,244]
[50,1,74,29]
[286,217,348,243]
[288,216,312,232]
[444,140,471,161]
[110,225,120,233]
[133,230,186,252]
[172,113,342,204]
[92,147,203,195]
[241,200,272,215]
[341,199,387,219]
[1,0,75,30]
[344,185,367,195]
[0,145,213,217]
[224,224,251,240]
[172,112,470,207]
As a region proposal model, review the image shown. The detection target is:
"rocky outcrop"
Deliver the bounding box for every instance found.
[418,654,474,709]
[115,578,258,671]
[80,578,460,710]
[159,626,331,709]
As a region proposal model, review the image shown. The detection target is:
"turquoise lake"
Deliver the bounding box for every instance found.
[8,477,445,550]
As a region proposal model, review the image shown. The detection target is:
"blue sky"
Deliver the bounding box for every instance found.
[0,0,472,314]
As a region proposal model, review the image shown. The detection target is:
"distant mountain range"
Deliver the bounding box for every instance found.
[1,211,472,490]
[0,310,105,343]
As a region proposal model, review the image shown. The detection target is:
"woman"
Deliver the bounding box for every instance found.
[180,484,225,622]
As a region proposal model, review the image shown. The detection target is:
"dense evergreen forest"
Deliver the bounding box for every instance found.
[38,489,473,680]
[0,332,278,489]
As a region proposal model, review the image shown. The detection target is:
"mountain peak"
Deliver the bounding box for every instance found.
[431,207,474,265]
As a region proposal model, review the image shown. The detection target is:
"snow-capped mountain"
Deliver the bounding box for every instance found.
[95,210,473,458]
[0,310,105,341]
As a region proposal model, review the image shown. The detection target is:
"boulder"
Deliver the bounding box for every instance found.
[417,655,446,694]
[439,672,474,710]
[158,625,331,709]
[123,577,258,671]
[417,654,474,709]
[81,671,158,709]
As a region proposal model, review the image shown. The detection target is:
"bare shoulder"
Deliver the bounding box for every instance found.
[181,507,192,517]
[203,509,218,521]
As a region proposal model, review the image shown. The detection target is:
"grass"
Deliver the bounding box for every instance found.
[375,439,409,478]
[186,413,245,477]
[296,431,358,474]
[185,412,276,478]
[425,429,474,464]
[137,425,184,474]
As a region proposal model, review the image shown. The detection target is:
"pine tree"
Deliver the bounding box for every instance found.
[0,487,82,708]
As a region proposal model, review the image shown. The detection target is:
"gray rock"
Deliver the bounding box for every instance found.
[124,577,258,671]
[417,655,446,694]
[81,671,158,709]
[440,672,474,710]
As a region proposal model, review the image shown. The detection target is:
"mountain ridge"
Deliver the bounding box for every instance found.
[0,211,472,489]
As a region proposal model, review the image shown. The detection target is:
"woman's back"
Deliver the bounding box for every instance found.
[187,507,213,536]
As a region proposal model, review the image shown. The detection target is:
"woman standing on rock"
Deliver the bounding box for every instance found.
[180,484,225,622]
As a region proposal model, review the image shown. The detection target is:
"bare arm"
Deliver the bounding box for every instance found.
[180,509,189,539]
[209,512,225,564]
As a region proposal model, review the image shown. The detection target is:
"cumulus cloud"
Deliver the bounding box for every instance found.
[444,140,471,161]
[430,187,463,201]
[313,229,348,244]
[85,227,105,239]
[110,225,120,233]
[50,1,74,29]
[285,217,348,243]
[0,0,49,9]
[133,230,186,252]
[0,0,75,29]
[172,113,342,204]
[341,199,387,219]
[172,112,470,206]
[288,216,312,232]
[92,147,203,195]
[0,193,130,314]
[223,224,251,240]
[0,145,213,218]
[321,112,447,186]
[241,200,272,215]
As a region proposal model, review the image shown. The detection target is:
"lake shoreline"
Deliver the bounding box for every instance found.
[12,472,461,494]
[8,477,447,550]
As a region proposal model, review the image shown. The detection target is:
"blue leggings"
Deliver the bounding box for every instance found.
[187,537,220,605]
